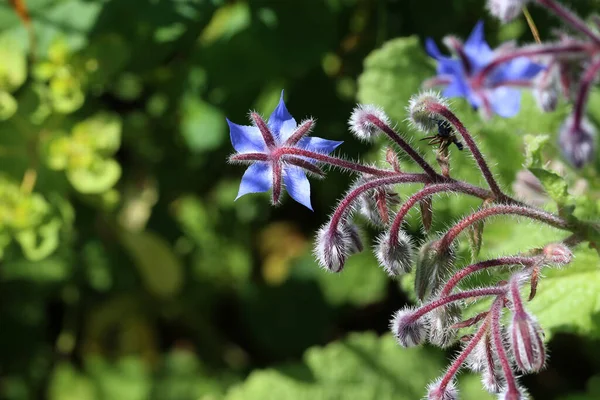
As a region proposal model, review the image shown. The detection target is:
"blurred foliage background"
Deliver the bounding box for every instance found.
[0,0,599,399]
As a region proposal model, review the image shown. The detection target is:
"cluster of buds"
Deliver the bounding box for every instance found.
[225,3,598,397]
[227,86,582,397]
[312,92,577,399]
[428,0,600,168]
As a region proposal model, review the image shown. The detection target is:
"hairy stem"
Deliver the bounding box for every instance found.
[536,0,600,46]
[328,174,429,233]
[572,57,600,131]
[439,205,570,249]
[490,297,520,396]
[440,256,541,297]
[426,103,505,198]
[366,114,439,178]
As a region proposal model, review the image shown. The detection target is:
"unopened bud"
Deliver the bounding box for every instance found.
[348,104,389,141]
[408,91,449,133]
[355,177,400,226]
[428,303,461,348]
[375,230,414,277]
[487,0,530,23]
[559,114,596,168]
[512,170,548,207]
[427,378,458,400]
[415,240,456,301]
[510,310,546,373]
[542,243,573,266]
[390,306,428,347]
[498,386,530,400]
[315,221,363,273]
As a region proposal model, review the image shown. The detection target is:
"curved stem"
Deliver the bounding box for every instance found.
[388,182,493,246]
[366,114,439,178]
[439,205,570,250]
[440,256,541,297]
[328,174,429,233]
[426,103,505,198]
[438,317,491,392]
[473,42,592,88]
[536,0,600,46]
[408,287,507,323]
[278,147,395,176]
[490,297,520,396]
[572,57,600,130]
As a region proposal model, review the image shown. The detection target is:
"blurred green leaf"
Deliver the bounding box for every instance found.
[200,2,251,45]
[48,363,96,400]
[0,33,27,92]
[120,230,184,298]
[67,158,122,194]
[0,90,18,120]
[180,95,226,153]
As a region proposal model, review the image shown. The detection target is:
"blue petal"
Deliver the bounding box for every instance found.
[236,162,273,200]
[228,119,267,153]
[268,90,297,141]
[283,166,312,210]
[425,38,445,60]
[442,77,470,98]
[299,137,343,154]
[496,57,545,82]
[464,21,493,68]
[425,38,464,76]
[489,87,522,118]
[278,118,299,143]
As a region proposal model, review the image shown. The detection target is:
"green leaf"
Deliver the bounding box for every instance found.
[227,332,492,400]
[200,2,251,45]
[524,134,550,169]
[180,95,226,153]
[72,112,122,154]
[0,255,72,283]
[86,356,151,400]
[528,167,569,206]
[0,33,27,92]
[67,158,121,194]
[0,90,18,120]
[120,230,184,298]
[14,218,62,261]
[48,363,96,400]
[528,246,600,339]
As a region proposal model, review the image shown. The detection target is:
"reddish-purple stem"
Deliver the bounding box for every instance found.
[408,287,507,323]
[572,57,600,131]
[388,182,492,245]
[490,297,520,396]
[328,174,429,233]
[285,156,325,177]
[229,153,269,163]
[427,103,504,198]
[536,0,600,46]
[440,256,540,297]
[277,147,395,176]
[439,205,569,249]
[438,317,491,392]
[366,114,439,178]
[271,161,282,204]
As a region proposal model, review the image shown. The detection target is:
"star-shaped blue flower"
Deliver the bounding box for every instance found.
[425,21,545,118]
[228,91,342,210]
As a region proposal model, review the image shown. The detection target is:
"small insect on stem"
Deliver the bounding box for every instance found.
[421,119,464,151]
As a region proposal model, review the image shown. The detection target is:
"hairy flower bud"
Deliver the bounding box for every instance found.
[355,177,401,226]
[348,104,390,141]
[375,230,414,277]
[427,303,461,348]
[510,310,546,373]
[542,243,573,266]
[427,378,458,400]
[486,0,530,23]
[390,306,428,347]
[559,114,597,168]
[408,91,449,132]
[498,386,530,400]
[315,221,363,272]
[512,170,548,207]
[415,240,456,301]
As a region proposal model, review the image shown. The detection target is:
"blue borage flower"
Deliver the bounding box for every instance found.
[425,21,545,118]
[228,91,342,210]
